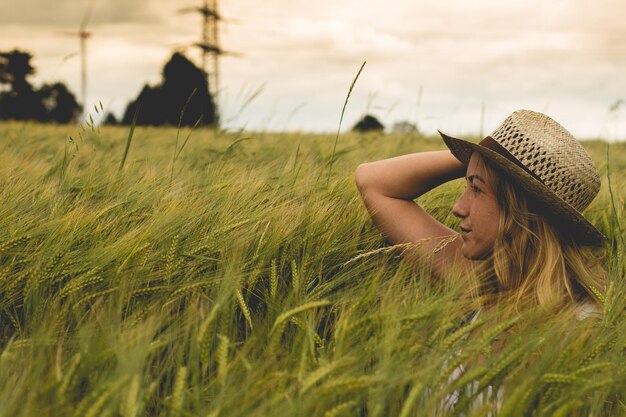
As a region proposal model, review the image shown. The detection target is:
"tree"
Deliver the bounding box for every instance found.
[353,114,385,132]
[123,85,162,126]
[103,112,118,125]
[122,52,216,126]
[392,121,419,134]
[0,49,43,120]
[39,83,81,123]
[0,49,81,123]
[0,49,35,94]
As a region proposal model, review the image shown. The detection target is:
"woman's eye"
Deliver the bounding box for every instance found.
[470,185,482,193]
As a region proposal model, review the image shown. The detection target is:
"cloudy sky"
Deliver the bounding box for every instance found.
[2,0,626,139]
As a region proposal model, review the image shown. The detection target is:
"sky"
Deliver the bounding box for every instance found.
[2,0,626,139]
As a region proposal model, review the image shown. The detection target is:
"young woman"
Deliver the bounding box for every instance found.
[355,110,606,314]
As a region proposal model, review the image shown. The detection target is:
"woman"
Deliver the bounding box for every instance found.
[355,110,606,314]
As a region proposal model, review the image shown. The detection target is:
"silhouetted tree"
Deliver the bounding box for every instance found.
[353,114,384,132]
[0,49,43,120]
[39,83,81,123]
[122,53,216,126]
[392,121,419,134]
[0,49,81,123]
[103,112,118,125]
[0,50,35,93]
[123,85,162,126]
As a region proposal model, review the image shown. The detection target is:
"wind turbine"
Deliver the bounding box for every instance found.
[58,2,94,117]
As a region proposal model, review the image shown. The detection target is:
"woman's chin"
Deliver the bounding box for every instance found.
[461,243,474,259]
[461,242,492,260]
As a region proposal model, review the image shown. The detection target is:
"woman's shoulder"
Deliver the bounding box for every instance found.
[575,301,602,321]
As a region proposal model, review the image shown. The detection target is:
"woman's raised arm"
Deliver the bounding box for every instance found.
[355,150,467,271]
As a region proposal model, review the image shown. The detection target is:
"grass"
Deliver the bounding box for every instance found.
[0,121,624,416]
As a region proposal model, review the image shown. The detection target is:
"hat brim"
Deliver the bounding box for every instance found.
[438,130,605,246]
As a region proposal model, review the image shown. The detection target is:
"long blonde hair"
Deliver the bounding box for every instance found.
[478,157,607,313]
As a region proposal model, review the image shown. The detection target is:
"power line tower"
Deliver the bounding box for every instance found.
[179,0,238,123]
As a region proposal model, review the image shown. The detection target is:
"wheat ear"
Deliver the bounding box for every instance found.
[198,303,220,366]
[323,400,358,417]
[170,366,187,417]
[121,373,140,417]
[270,259,278,300]
[217,334,229,385]
[343,234,459,266]
[235,289,253,330]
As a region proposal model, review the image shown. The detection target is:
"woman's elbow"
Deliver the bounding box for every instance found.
[354,163,372,194]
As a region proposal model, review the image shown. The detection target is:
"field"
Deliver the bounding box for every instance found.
[0,121,624,417]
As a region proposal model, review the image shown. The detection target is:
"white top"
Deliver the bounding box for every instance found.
[443,302,602,414]
[576,302,602,321]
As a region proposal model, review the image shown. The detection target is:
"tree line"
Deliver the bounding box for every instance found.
[0,48,409,133]
[0,49,216,127]
[0,50,80,123]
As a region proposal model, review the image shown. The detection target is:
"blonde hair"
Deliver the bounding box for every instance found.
[477,156,607,314]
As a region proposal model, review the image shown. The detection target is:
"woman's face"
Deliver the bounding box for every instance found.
[452,152,502,260]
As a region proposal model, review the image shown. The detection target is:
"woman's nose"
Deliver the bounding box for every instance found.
[452,192,468,219]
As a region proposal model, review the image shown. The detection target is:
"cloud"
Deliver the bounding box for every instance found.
[3,0,163,26]
[280,18,413,56]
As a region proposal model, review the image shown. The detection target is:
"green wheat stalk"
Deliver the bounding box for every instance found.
[326,61,366,186]
[119,103,140,172]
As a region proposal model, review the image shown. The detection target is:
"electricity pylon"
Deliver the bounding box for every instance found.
[179,0,239,123]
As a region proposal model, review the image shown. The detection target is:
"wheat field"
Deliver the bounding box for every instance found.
[0,121,624,416]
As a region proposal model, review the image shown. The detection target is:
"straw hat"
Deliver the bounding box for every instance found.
[438,109,604,246]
